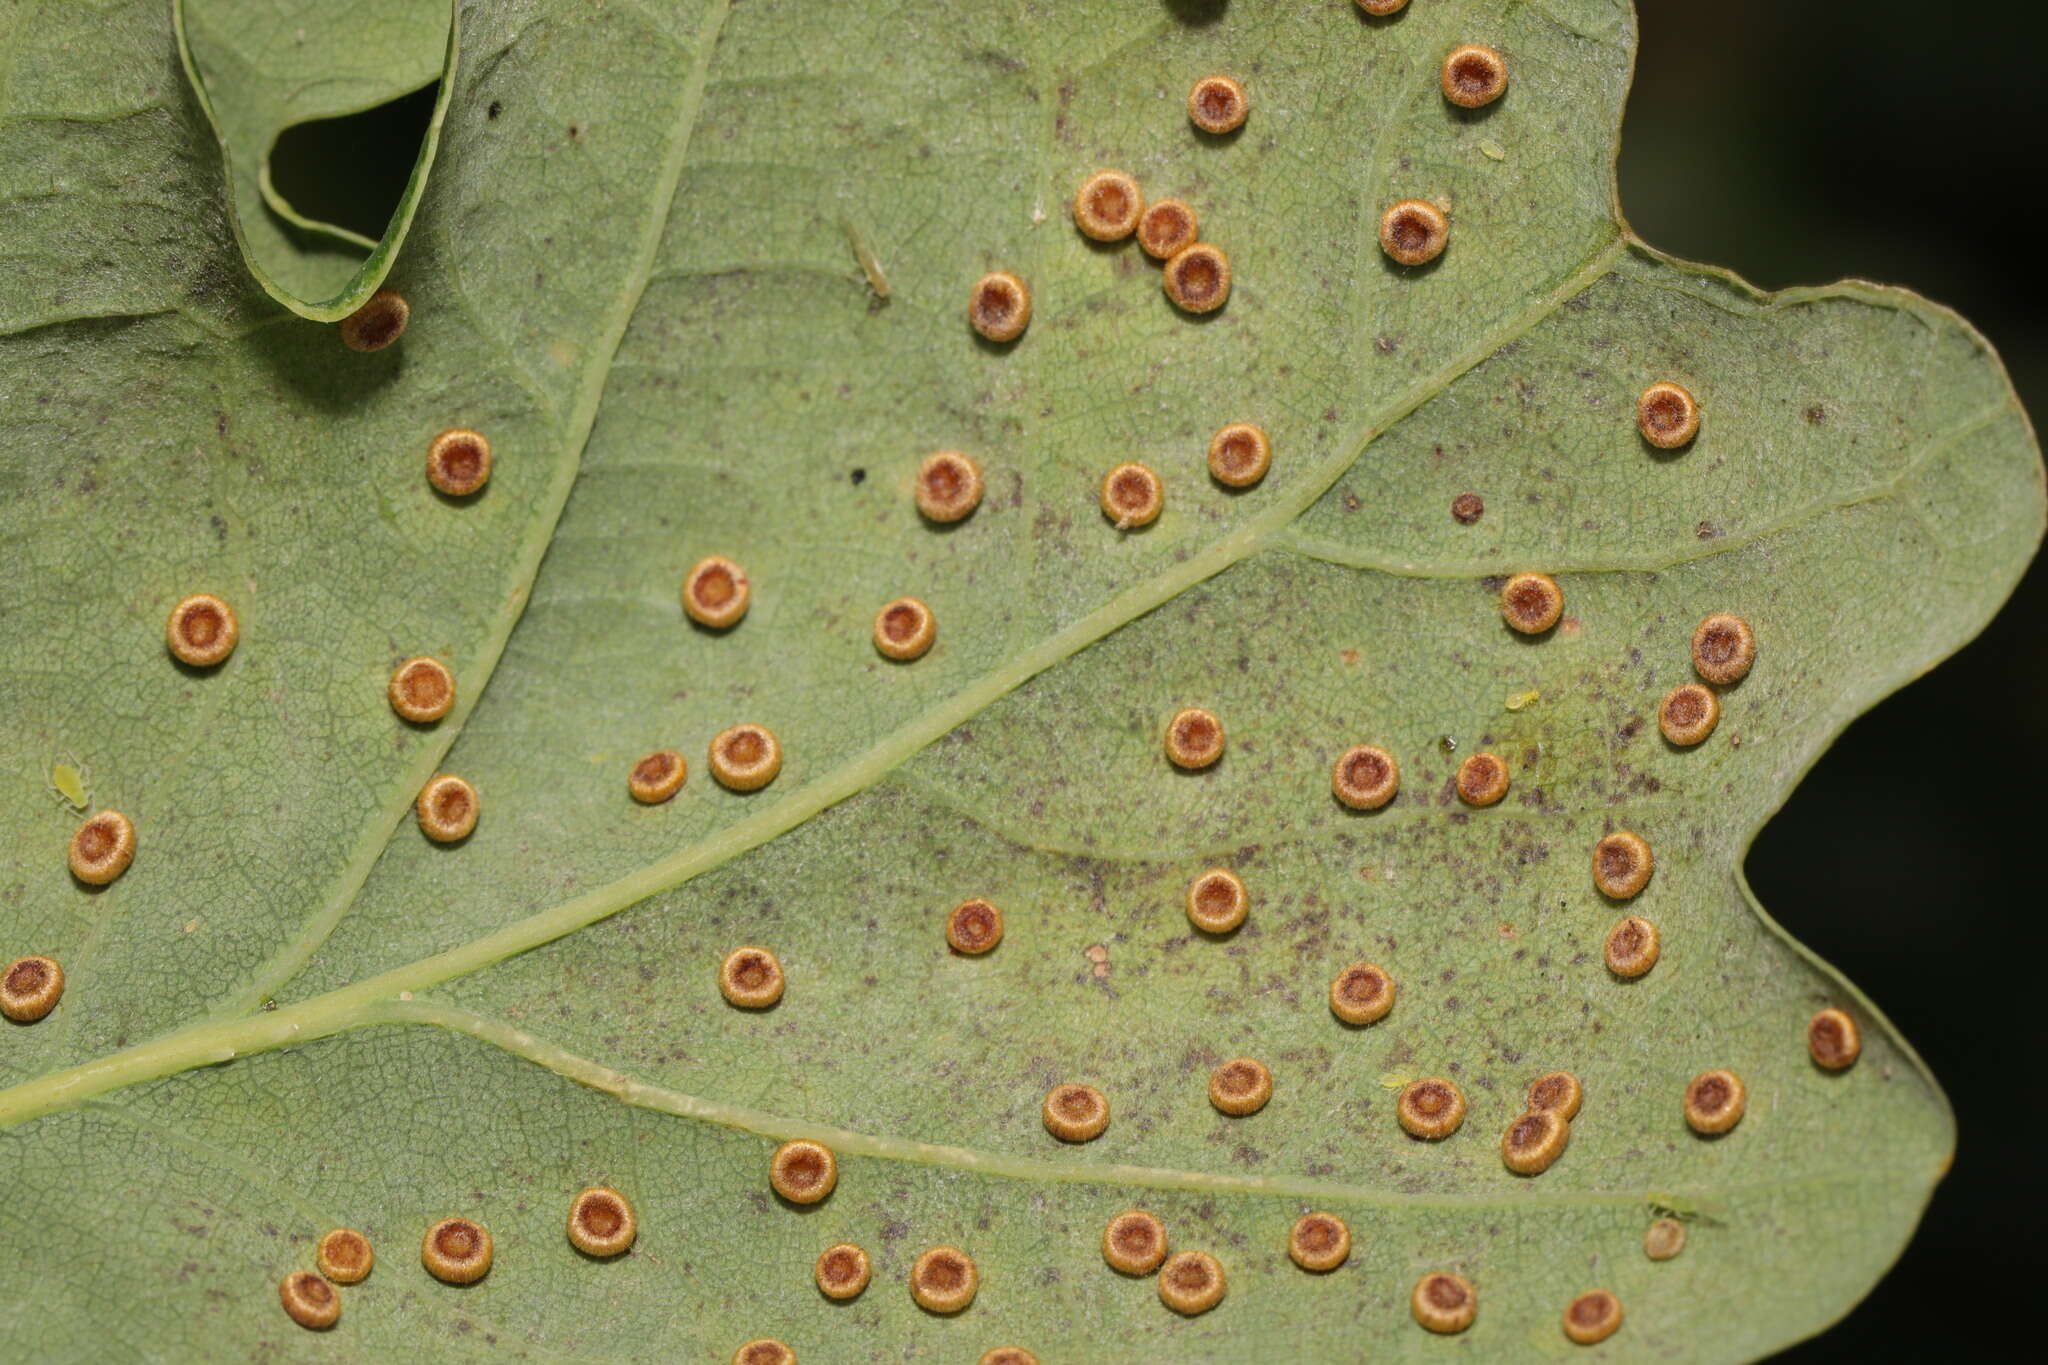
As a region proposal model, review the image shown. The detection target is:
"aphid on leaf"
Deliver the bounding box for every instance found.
[45,755,89,812]
[842,219,890,300]
[1157,1250,1226,1315]
[278,1271,340,1329]
[910,1245,978,1313]
[1102,1210,1168,1274]
[1411,1272,1477,1334]
[1186,75,1249,134]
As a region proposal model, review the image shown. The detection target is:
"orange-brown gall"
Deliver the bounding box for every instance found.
[1658,683,1720,746]
[1073,170,1143,241]
[1379,199,1448,266]
[278,1270,340,1329]
[910,1246,978,1313]
[1455,752,1510,806]
[1450,491,1485,524]
[68,810,135,884]
[315,1229,372,1284]
[1604,915,1660,978]
[567,1186,637,1257]
[1163,243,1232,313]
[1592,831,1654,899]
[979,1352,1038,1365]
[1808,1007,1863,1070]
[1683,1069,1747,1135]
[1100,462,1164,529]
[1165,707,1225,769]
[1563,1289,1624,1345]
[420,1217,493,1284]
[815,1242,872,1299]
[166,593,239,667]
[1692,613,1757,685]
[1637,381,1701,449]
[339,288,409,352]
[426,428,492,496]
[719,946,785,1009]
[709,723,782,792]
[1186,869,1249,934]
[1643,1217,1687,1261]
[1287,1213,1351,1272]
[1137,198,1199,260]
[1157,1250,1226,1315]
[946,898,1005,955]
[1441,43,1508,107]
[915,451,984,522]
[1102,1209,1168,1275]
[415,774,479,843]
[628,749,688,804]
[1358,0,1409,13]
[1397,1078,1467,1139]
[1,956,64,1023]
[388,656,456,723]
[1332,744,1400,810]
[1525,1071,1584,1121]
[1500,572,1563,634]
[1187,75,1248,134]
[1207,423,1271,488]
[770,1139,838,1204]
[683,555,751,629]
[1500,1107,1571,1175]
[969,271,1031,342]
[1043,1083,1110,1142]
[1411,1272,1476,1334]
[1329,962,1395,1024]
[733,1342,795,1365]
[874,597,937,661]
[1208,1058,1273,1116]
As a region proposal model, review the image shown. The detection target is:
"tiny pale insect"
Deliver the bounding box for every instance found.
[46,755,90,812]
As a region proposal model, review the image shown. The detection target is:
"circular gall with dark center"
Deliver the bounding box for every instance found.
[1683,1069,1747,1134]
[1450,491,1484,524]
[167,593,239,667]
[1397,1078,1466,1138]
[1158,1250,1226,1314]
[1441,44,1508,108]
[316,1228,374,1284]
[1563,1289,1624,1344]
[1332,745,1399,809]
[1500,572,1563,634]
[1163,244,1232,313]
[278,1271,340,1329]
[816,1242,871,1299]
[1808,1007,1862,1070]
[1,955,64,1023]
[1288,1213,1350,1272]
[969,271,1031,342]
[567,1187,637,1256]
[1187,75,1248,134]
[1042,1083,1110,1141]
[1329,962,1395,1024]
[1137,199,1198,259]
[915,450,983,522]
[1102,1210,1167,1274]
[69,810,135,884]
[945,898,1004,954]
[769,1140,837,1204]
[910,1246,978,1313]
[1692,612,1756,684]
[420,1217,492,1284]
[339,288,408,352]
[1658,682,1720,745]
[1412,1272,1477,1333]
[1379,199,1448,265]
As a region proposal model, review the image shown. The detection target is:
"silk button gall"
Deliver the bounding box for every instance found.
[388,656,456,723]
[1329,962,1395,1024]
[166,593,239,667]
[1500,571,1563,634]
[420,1217,493,1284]
[426,428,492,496]
[910,1245,978,1313]
[1397,1077,1466,1139]
[969,271,1031,342]
[1412,1272,1477,1334]
[1157,1250,1226,1315]
[628,749,688,804]
[415,774,479,843]
[709,723,782,792]
[339,288,409,352]
[278,1270,340,1329]
[1592,830,1654,899]
[1102,1210,1168,1275]
[1287,1213,1350,1272]
[1073,170,1143,241]
[1042,1083,1110,1142]
[770,1139,837,1204]
[1379,199,1448,266]
[682,555,750,629]
[1,956,65,1023]
[69,810,135,884]
[1186,75,1248,134]
[1137,199,1199,260]
[719,946,785,1009]
[1331,745,1399,809]
[1162,243,1232,313]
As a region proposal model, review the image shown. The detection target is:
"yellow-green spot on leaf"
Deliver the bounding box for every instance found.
[45,757,89,813]
[1505,687,1541,711]
[1478,139,1507,161]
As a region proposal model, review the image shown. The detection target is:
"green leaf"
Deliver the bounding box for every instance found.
[0,0,2039,1360]
[174,0,458,317]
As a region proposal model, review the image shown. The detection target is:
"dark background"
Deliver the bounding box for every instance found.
[292,1,2045,1355]
[1626,0,2047,1357]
